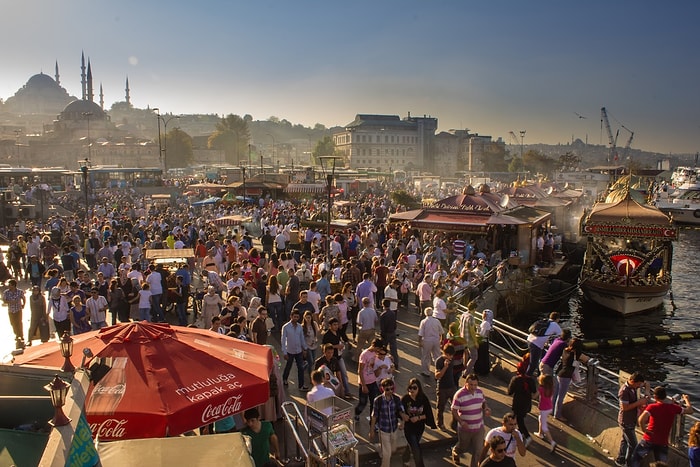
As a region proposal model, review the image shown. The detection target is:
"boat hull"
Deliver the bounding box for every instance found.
[662,207,700,225]
[581,280,668,315]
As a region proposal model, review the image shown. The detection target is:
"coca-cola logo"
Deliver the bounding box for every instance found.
[90,418,128,439]
[201,394,243,423]
[93,383,126,395]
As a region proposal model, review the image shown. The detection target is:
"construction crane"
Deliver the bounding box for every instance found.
[600,107,619,163]
[621,125,634,159]
[508,131,519,146]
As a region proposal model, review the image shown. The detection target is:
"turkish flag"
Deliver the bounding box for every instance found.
[610,254,642,275]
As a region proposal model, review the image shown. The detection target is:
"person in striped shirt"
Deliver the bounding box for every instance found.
[451,373,492,467]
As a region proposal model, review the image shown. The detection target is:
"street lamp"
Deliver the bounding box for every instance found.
[59,331,75,373]
[44,375,72,427]
[241,165,247,205]
[319,156,343,258]
[82,112,93,162]
[519,130,526,160]
[154,108,180,172]
[79,158,90,228]
[267,134,276,172]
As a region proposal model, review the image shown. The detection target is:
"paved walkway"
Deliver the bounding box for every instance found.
[272,298,615,466]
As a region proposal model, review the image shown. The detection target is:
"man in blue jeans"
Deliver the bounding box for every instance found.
[614,372,649,467]
[281,310,309,391]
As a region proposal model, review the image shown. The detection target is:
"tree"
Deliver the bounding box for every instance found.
[479,142,509,172]
[165,128,193,168]
[522,149,556,177]
[558,151,581,171]
[390,190,421,209]
[311,136,342,165]
[508,157,524,173]
[207,114,250,164]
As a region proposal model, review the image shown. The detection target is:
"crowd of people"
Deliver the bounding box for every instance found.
[1,180,696,467]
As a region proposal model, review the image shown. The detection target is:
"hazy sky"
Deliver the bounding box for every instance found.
[2,1,699,154]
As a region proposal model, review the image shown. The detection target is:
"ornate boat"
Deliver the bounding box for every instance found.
[579,193,678,315]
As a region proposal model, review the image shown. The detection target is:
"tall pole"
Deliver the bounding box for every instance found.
[154,108,162,171]
[267,134,275,172]
[79,158,90,229]
[241,166,246,205]
[161,115,180,172]
[320,156,341,259]
[519,130,526,160]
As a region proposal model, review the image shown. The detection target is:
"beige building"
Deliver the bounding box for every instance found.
[333,114,437,172]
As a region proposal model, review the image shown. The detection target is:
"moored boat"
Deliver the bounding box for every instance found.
[579,194,678,316]
[657,189,700,225]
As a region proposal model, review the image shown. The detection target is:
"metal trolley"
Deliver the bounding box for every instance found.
[282,397,358,466]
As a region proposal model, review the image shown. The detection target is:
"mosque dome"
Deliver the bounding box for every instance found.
[26,73,60,89]
[59,99,106,121]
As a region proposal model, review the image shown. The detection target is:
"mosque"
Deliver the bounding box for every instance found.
[0,53,160,168]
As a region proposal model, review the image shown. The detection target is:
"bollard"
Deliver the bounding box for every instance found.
[585,359,599,403]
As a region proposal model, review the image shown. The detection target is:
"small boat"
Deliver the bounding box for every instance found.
[579,192,678,316]
[658,189,700,225]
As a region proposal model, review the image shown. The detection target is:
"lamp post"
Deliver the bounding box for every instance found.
[319,156,343,258]
[267,134,276,172]
[59,331,75,373]
[154,108,180,172]
[241,165,247,205]
[519,130,526,160]
[44,375,72,427]
[79,158,90,228]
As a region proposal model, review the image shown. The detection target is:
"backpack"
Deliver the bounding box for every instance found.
[528,318,550,336]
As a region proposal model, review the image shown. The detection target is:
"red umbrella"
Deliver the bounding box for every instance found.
[14,322,272,440]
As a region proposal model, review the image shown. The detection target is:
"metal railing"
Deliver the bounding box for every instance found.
[449,264,699,449]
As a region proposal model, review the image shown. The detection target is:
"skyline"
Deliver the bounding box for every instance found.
[2,1,700,155]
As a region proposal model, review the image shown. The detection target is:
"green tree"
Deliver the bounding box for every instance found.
[390,190,421,209]
[208,114,250,164]
[165,128,194,168]
[479,141,509,172]
[522,149,556,177]
[508,157,524,173]
[311,136,342,165]
[558,151,581,171]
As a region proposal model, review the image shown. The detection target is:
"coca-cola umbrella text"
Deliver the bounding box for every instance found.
[14,322,272,440]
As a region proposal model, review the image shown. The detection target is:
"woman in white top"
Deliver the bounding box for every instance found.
[201,286,226,329]
[432,288,448,328]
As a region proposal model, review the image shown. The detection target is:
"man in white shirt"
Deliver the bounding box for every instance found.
[383,279,400,312]
[307,370,335,404]
[86,288,108,330]
[418,307,444,376]
[355,297,378,361]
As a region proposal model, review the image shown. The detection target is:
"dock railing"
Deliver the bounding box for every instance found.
[450,267,699,449]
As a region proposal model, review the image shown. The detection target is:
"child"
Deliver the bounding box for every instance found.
[535,374,557,452]
[133,282,152,322]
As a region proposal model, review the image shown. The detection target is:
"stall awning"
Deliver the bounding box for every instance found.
[285,183,326,194]
[211,215,252,227]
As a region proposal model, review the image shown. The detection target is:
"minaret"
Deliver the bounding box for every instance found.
[81,51,86,100]
[99,83,104,110]
[87,59,94,102]
[55,61,60,86]
[125,76,131,107]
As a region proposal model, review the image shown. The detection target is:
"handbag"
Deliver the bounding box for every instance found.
[572,360,582,384]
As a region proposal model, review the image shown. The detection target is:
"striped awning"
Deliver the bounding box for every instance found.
[284,183,326,194]
[210,215,252,227]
